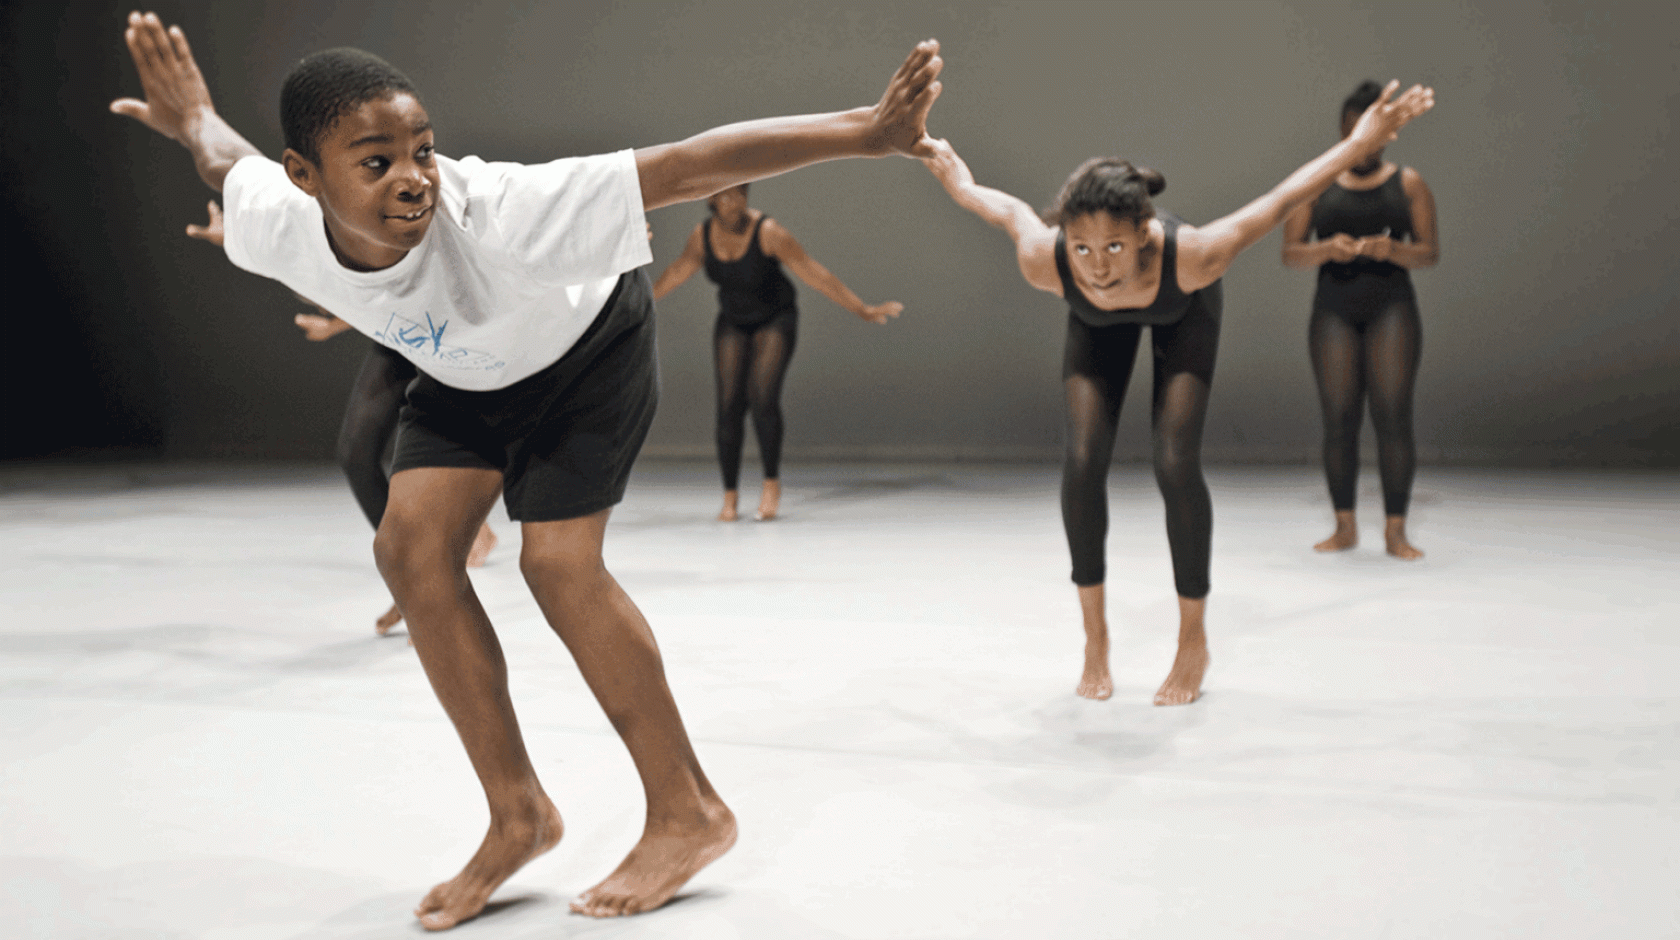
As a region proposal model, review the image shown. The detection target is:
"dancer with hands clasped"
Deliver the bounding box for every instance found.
[922,80,1433,705]
[113,9,942,924]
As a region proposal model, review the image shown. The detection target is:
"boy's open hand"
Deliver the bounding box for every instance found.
[865,39,943,158]
[110,11,215,145]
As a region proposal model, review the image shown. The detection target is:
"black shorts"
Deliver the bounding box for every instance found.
[391,269,659,522]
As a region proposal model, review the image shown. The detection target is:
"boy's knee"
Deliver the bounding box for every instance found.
[519,543,603,589]
[374,516,451,583]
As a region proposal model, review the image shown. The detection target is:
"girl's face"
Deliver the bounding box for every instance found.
[288,92,440,271]
[1063,211,1150,295]
[707,186,749,227]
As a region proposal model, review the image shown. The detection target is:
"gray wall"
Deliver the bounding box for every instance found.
[8,0,1676,465]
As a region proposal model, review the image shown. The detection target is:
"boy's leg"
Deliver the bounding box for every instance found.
[375,466,563,931]
[518,510,736,918]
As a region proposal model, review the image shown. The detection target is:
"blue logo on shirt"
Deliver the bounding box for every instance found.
[375,312,506,372]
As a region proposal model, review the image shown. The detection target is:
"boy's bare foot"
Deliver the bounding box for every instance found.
[1153,641,1208,706]
[375,602,404,636]
[571,801,737,918]
[753,479,781,521]
[1314,509,1358,552]
[718,490,739,522]
[1074,584,1111,699]
[415,798,563,931]
[466,523,497,568]
[1154,596,1208,706]
[1384,515,1424,560]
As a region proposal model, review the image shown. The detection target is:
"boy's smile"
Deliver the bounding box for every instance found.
[285,92,439,271]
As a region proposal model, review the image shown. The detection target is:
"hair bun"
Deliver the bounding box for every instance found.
[1136,166,1166,197]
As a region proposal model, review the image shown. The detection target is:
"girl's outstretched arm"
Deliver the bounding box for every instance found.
[636,40,944,211]
[1179,80,1434,291]
[651,225,706,301]
[921,138,1060,295]
[109,11,261,193]
[760,220,901,324]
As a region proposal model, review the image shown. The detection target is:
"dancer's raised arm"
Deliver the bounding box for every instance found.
[109,12,261,192]
[1177,80,1434,290]
[921,138,1061,294]
[636,40,943,210]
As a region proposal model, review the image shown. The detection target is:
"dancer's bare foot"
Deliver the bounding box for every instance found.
[466,523,498,568]
[1074,584,1112,700]
[718,490,739,522]
[1384,515,1424,560]
[415,797,563,931]
[1154,597,1208,707]
[753,479,781,522]
[1314,509,1358,552]
[571,800,737,918]
[376,602,404,636]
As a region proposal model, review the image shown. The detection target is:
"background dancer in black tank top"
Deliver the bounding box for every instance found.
[187,200,497,634]
[922,80,1433,705]
[653,184,902,521]
[1284,81,1439,560]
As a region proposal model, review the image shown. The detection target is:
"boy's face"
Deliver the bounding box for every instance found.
[285,92,439,271]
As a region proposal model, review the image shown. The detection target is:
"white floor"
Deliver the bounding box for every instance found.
[1,461,1675,939]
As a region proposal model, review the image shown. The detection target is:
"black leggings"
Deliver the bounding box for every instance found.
[1061,283,1221,598]
[1308,290,1422,517]
[714,309,797,491]
[337,343,415,529]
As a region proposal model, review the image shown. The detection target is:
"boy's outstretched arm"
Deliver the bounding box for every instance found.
[110,11,261,193]
[636,40,943,211]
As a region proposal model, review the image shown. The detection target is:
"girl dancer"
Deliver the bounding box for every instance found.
[1283,81,1439,559]
[922,81,1432,704]
[651,185,901,521]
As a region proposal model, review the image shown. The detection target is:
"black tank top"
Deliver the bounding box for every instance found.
[1054,212,1202,327]
[1310,167,1415,288]
[703,215,797,327]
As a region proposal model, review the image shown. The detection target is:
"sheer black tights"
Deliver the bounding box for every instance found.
[337,344,416,529]
[1309,296,1422,517]
[1061,284,1221,597]
[714,311,797,492]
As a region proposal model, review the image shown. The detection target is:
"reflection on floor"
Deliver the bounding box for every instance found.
[2,461,1675,939]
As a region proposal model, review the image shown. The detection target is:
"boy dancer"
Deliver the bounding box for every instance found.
[111,10,942,924]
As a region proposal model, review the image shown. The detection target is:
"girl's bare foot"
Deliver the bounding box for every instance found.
[1314,509,1358,552]
[376,602,404,636]
[1074,584,1112,700]
[466,523,498,568]
[753,479,781,521]
[415,797,563,931]
[1153,596,1208,706]
[718,490,739,522]
[1385,515,1424,560]
[571,800,737,918]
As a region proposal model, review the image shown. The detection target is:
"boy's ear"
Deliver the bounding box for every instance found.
[281,149,322,197]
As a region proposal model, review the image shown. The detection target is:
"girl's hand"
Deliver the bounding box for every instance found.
[859,301,903,325]
[864,40,943,158]
[184,199,223,246]
[1325,232,1361,263]
[109,11,216,145]
[294,311,353,342]
[1347,80,1435,156]
[920,137,972,189]
[1357,234,1395,261]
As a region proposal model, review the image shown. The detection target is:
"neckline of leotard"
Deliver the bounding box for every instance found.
[704,214,766,264]
[1333,163,1403,193]
[1055,214,1183,314]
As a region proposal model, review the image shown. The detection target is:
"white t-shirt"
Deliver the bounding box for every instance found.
[222,150,652,391]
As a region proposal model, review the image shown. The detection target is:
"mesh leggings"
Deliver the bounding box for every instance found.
[714,309,798,491]
[337,343,416,529]
[1061,282,1221,597]
[1308,291,1422,517]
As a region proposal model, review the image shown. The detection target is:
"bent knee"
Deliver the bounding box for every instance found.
[518,544,606,589]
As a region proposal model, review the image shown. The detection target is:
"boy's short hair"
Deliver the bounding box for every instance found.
[281,48,421,164]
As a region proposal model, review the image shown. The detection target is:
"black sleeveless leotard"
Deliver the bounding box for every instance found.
[1054,210,1222,597]
[703,215,798,327]
[1310,168,1416,315]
